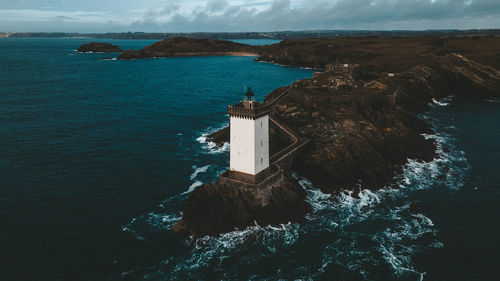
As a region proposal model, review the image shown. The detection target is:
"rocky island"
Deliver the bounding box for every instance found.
[77,42,123,53]
[117,37,259,59]
[85,36,500,237]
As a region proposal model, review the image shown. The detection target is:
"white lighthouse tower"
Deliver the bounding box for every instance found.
[227,87,271,183]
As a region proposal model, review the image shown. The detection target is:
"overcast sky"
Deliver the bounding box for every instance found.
[1,0,500,32]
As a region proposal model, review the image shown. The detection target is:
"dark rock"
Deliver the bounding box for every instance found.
[172,170,311,238]
[409,203,423,215]
[205,126,229,147]
[77,42,123,53]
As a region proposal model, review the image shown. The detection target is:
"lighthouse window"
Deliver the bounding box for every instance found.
[261,158,263,163]
[261,121,263,127]
[261,140,263,146]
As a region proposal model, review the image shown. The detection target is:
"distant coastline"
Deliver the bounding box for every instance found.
[6,29,500,40]
[0,33,13,38]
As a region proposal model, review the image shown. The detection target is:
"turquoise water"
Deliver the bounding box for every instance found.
[1,38,499,281]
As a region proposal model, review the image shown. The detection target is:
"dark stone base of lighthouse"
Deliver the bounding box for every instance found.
[227,167,271,184]
[171,168,311,238]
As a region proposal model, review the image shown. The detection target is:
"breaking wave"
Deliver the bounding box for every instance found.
[431,98,449,106]
[196,123,229,154]
[120,110,469,280]
[190,165,210,180]
[182,181,203,195]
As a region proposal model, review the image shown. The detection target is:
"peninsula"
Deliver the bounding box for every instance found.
[81,36,500,237]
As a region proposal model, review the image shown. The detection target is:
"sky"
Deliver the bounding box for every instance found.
[1,0,500,32]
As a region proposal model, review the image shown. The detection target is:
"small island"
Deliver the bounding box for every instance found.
[117,37,259,59]
[77,42,123,53]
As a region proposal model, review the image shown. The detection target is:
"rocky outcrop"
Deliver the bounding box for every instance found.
[203,53,500,196]
[77,42,123,53]
[173,38,500,238]
[268,86,436,194]
[172,169,310,238]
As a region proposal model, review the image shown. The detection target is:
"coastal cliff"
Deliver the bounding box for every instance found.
[136,37,500,237]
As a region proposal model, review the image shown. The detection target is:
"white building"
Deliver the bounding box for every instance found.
[227,87,271,183]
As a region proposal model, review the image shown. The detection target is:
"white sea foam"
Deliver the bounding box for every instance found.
[291,136,464,280]
[432,98,449,106]
[179,222,301,274]
[121,218,145,241]
[431,96,454,107]
[144,212,181,230]
[208,142,230,154]
[196,123,230,154]
[121,212,181,241]
[190,165,210,180]
[183,181,203,195]
[124,110,469,280]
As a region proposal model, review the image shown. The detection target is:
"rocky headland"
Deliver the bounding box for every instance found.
[77,42,123,53]
[89,36,500,237]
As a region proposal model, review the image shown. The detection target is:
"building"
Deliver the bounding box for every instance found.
[227,87,271,183]
[324,63,360,77]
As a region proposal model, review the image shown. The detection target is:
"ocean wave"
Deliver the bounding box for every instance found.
[121,110,469,280]
[196,123,230,154]
[121,218,145,241]
[291,123,468,279]
[298,180,433,279]
[190,165,210,180]
[431,98,449,106]
[431,96,453,107]
[182,181,203,195]
[121,212,181,241]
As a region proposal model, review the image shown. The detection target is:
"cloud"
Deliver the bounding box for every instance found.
[2,0,500,32]
[129,0,500,32]
[207,0,229,12]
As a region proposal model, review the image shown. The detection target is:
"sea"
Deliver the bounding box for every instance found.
[0,38,499,281]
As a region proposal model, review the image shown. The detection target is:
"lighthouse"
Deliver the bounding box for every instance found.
[227,87,271,183]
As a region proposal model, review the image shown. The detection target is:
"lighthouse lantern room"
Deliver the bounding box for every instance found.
[227,87,271,183]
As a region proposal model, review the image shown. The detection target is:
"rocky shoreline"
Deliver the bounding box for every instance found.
[173,52,500,238]
[79,37,500,237]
